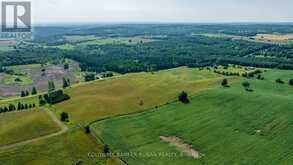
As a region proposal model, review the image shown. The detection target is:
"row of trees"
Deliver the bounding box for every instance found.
[276,78,293,86]
[0,102,36,113]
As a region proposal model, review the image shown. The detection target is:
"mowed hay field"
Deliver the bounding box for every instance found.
[0,127,124,165]
[0,110,60,147]
[55,67,224,125]
[255,34,293,42]
[91,70,293,165]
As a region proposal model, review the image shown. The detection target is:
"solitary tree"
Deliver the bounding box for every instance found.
[32,87,37,95]
[276,78,284,84]
[62,77,70,88]
[139,100,144,106]
[178,91,190,104]
[64,63,69,70]
[221,79,229,87]
[289,79,293,86]
[85,126,91,134]
[60,112,69,122]
[20,91,26,97]
[103,145,110,159]
[242,81,251,91]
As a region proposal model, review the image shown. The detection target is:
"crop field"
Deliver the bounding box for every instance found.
[0,110,60,147]
[0,61,81,97]
[254,34,293,42]
[54,67,224,125]
[0,127,124,165]
[91,69,293,165]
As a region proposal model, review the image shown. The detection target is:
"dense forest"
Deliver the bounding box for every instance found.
[1,24,293,73]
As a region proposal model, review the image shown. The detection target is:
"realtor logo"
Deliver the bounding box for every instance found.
[2,1,31,32]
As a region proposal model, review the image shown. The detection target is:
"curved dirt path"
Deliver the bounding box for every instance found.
[0,110,68,151]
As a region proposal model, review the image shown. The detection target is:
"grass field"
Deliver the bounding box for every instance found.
[91,69,293,165]
[54,67,224,125]
[254,34,293,42]
[0,110,60,146]
[1,74,33,86]
[0,127,125,165]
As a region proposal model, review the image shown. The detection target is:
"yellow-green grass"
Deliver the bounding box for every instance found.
[254,33,293,42]
[91,69,293,165]
[0,127,124,165]
[0,110,60,146]
[54,67,224,125]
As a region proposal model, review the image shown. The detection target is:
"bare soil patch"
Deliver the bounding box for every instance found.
[160,136,201,159]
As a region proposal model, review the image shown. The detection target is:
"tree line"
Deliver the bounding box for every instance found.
[0,102,36,114]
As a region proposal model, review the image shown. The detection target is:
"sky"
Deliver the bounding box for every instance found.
[16,0,293,23]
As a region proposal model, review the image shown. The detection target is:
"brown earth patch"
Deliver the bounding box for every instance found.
[160,136,201,159]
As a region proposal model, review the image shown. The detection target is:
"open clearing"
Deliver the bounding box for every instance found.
[53,36,157,50]
[196,33,293,44]
[54,67,224,125]
[0,110,61,147]
[91,69,293,165]
[254,34,293,42]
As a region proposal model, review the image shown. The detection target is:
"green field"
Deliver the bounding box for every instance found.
[0,127,124,165]
[91,70,293,165]
[0,110,60,146]
[54,67,224,125]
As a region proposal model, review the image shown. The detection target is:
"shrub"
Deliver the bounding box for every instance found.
[242,81,252,91]
[276,78,284,84]
[221,79,229,87]
[178,91,190,104]
[289,79,293,86]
